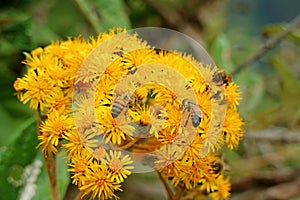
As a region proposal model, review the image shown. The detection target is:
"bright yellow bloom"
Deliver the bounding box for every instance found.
[79,162,122,200]
[223,108,244,149]
[225,82,242,107]
[15,28,244,200]
[102,150,134,183]
[38,111,74,155]
[15,69,61,110]
[98,107,135,145]
[73,94,97,132]
[121,48,154,72]
[154,144,184,176]
[68,150,93,185]
[208,175,231,200]
[63,130,85,159]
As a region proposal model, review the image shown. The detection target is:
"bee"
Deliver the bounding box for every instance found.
[113,47,124,57]
[111,93,134,118]
[213,70,232,86]
[154,48,169,55]
[181,99,202,128]
[210,160,224,175]
[220,70,232,86]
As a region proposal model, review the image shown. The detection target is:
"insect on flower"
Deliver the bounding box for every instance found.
[213,70,232,86]
[111,93,135,118]
[210,159,225,176]
[181,99,202,128]
[219,70,232,86]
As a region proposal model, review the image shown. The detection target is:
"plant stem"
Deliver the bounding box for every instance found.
[44,153,60,200]
[62,177,82,200]
[174,184,185,200]
[120,138,140,150]
[36,109,60,200]
[157,171,175,200]
[232,14,300,75]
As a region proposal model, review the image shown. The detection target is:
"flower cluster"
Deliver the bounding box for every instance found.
[14,28,243,199]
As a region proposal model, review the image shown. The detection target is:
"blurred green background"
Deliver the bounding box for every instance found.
[0,0,300,199]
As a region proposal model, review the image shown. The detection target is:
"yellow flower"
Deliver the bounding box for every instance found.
[95,80,115,107]
[22,49,55,70]
[154,144,184,176]
[68,150,93,185]
[121,48,154,72]
[63,129,85,159]
[154,86,181,107]
[14,28,244,200]
[130,104,151,125]
[45,90,72,114]
[93,146,107,161]
[38,111,74,155]
[15,69,61,110]
[225,82,241,107]
[102,150,134,183]
[98,107,135,145]
[222,108,244,149]
[73,94,97,132]
[99,59,127,83]
[208,175,231,200]
[79,162,122,200]
[59,36,93,70]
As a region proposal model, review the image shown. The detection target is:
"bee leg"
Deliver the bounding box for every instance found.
[184,113,191,127]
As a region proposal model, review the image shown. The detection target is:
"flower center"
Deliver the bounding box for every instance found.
[109,159,123,172]
[96,178,105,186]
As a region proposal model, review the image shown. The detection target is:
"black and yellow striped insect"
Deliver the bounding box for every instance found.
[181,99,202,128]
[111,93,134,118]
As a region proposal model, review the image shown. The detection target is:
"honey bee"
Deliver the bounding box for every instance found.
[113,47,124,57]
[213,70,232,86]
[210,160,224,175]
[220,70,232,86]
[111,93,134,118]
[181,99,202,128]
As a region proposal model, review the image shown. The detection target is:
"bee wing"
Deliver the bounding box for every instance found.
[190,104,202,118]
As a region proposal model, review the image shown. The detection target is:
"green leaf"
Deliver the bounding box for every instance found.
[210,34,233,71]
[0,118,38,199]
[0,105,13,145]
[31,23,61,46]
[93,0,131,31]
[0,9,34,50]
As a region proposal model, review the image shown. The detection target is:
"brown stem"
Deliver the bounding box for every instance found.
[157,171,175,200]
[62,178,82,200]
[119,138,140,150]
[36,109,60,200]
[232,14,300,75]
[174,184,185,200]
[44,154,60,200]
